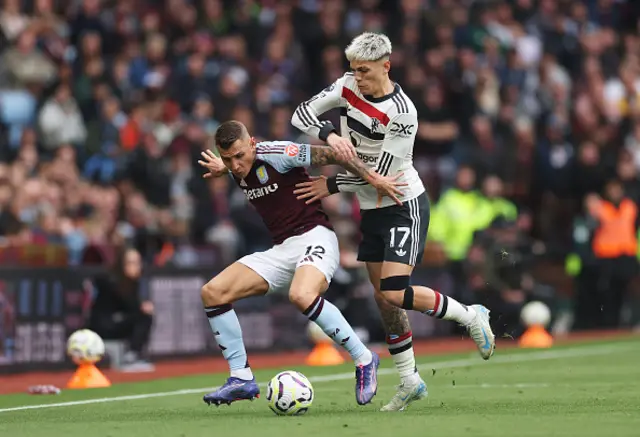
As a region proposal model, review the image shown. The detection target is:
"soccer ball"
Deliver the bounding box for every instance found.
[66,329,105,365]
[266,371,314,416]
[520,301,552,328]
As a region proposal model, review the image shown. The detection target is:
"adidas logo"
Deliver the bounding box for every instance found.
[240,179,247,187]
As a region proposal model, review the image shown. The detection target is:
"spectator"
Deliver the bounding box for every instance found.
[0,28,56,88]
[414,81,458,195]
[590,180,639,328]
[88,246,154,372]
[476,175,518,229]
[38,82,87,152]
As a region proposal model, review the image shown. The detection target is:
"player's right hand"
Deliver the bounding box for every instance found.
[198,150,227,178]
[371,172,407,207]
[326,133,357,161]
[294,176,330,204]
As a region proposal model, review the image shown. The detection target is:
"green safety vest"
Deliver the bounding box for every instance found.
[475,196,518,229]
[428,189,487,261]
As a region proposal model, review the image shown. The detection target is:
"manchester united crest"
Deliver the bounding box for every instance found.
[370,117,381,134]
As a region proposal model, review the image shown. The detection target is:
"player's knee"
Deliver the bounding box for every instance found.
[373,289,387,306]
[201,279,230,306]
[288,287,318,312]
[374,289,398,311]
[380,276,414,310]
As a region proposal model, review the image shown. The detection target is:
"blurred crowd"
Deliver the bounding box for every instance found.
[1,0,640,333]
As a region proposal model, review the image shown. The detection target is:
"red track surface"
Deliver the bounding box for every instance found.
[0,330,635,395]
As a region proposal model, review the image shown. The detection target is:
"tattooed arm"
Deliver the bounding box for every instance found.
[292,143,405,205]
[309,145,376,184]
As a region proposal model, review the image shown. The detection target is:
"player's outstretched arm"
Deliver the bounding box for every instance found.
[309,143,375,183]
[307,144,405,205]
[291,78,344,140]
[198,150,228,178]
[292,75,356,161]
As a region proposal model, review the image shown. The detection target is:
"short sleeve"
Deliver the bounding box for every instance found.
[255,142,312,173]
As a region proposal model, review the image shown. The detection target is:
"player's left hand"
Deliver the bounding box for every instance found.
[198,150,227,178]
[326,133,357,161]
[371,172,407,207]
[294,176,330,204]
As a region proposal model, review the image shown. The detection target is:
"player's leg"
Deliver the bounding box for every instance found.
[367,262,418,380]
[358,210,426,411]
[200,258,273,406]
[289,266,373,366]
[365,262,426,411]
[288,226,379,405]
[377,194,495,360]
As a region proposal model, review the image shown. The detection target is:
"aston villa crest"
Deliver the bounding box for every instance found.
[256,165,269,184]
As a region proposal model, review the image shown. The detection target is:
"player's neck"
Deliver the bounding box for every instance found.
[371,79,395,98]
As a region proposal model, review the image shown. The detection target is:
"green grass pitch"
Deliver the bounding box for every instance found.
[1,337,639,437]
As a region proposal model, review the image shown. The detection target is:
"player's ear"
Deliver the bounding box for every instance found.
[383,60,391,74]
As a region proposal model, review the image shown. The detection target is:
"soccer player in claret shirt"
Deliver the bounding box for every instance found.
[292,32,496,412]
[197,120,404,407]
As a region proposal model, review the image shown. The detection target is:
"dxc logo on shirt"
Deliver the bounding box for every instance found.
[390,122,414,137]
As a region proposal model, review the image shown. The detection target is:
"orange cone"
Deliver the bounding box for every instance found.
[67,363,111,389]
[305,321,345,366]
[518,324,553,349]
[305,341,345,366]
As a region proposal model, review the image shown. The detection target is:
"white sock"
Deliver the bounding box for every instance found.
[401,370,422,386]
[354,349,373,366]
[427,291,476,325]
[387,332,418,380]
[230,367,254,380]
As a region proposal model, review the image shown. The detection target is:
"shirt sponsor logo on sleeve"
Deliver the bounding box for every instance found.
[390,122,415,138]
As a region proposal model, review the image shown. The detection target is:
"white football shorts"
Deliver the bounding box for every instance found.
[237,225,339,293]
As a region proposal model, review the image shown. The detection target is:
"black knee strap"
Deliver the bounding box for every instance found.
[380,275,410,291]
[402,286,414,310]
[380,276,414,310]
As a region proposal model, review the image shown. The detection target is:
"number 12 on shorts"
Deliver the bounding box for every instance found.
[389,227,410,257]
[305,245,325,260]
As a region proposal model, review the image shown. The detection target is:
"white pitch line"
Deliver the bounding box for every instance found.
[0,343,633,414]
[451,383,550,389]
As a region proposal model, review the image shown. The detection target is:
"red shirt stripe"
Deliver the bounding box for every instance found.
[341,87,390,125]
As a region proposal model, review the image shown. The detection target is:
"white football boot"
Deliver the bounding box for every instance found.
[467,304,496,360]
[380,376,428,412]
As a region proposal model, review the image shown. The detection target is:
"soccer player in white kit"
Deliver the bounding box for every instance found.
[292,32,496,412]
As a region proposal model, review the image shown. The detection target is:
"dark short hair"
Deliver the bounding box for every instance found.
[215,120,248,150]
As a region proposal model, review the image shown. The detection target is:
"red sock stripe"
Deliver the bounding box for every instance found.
[386,331,413,345]
[433,292,442,316]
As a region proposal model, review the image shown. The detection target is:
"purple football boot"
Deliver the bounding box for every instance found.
[355,351,380,405]
[203,377,260,406]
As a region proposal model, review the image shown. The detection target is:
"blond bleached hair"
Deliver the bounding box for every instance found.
[344,32,392,62]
